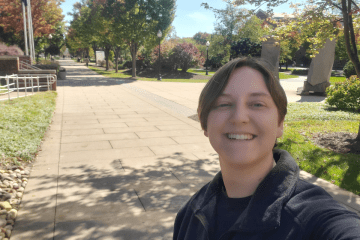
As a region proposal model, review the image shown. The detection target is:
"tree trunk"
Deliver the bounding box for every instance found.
[340,0,360,139]
[104,45,111,71]
[92,44,97,65]
[114,46,121,73]
[131,42,137,78]
[286,61,288,70]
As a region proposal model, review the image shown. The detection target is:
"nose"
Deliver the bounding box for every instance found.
[229,103,250,124]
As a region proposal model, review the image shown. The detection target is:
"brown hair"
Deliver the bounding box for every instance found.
[198,57,287,131]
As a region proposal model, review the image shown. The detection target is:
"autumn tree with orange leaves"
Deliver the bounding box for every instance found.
[0,0,65,54]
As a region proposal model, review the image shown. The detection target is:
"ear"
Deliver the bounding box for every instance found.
[204,130,209,138]
[276,119,284,138]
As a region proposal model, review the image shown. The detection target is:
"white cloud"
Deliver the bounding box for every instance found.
[187,12,210,22]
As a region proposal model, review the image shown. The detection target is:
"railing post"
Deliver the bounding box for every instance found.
[47,75,49,91]
[31,76,34,95]
[24,77,27,96]
[16,76,19,99]
[37,76,40,92]
[6,76,10,102]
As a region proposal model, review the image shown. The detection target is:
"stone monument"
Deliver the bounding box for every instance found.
[300,38,336,95]
[95,51,105,66]
[261,36,280,81]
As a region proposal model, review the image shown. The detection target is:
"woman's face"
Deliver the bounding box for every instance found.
[204,66,284,168]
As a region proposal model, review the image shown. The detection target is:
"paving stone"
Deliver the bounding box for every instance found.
[62,122,128,130]
[61,141,112,152]
[111,138,177,149]
[103,126,159,134]
[62,128,105,136]
[136,130,203,139]
[61,133,138,144]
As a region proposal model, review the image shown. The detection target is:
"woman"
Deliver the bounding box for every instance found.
[173,57,360,240]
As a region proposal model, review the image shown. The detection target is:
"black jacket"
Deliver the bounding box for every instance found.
[173,149,360,240]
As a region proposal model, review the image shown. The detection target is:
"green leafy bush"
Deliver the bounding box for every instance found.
[326,75,360,111]
[100,60,114,69]
[291,69,308,75]
[109,50,115,62]
[343,60,357,78]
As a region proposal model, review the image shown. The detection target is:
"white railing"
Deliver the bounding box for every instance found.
[0,74,56,102]
[19,61,41,70]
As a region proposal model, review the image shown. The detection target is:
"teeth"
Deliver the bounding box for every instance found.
[227,134,254,140]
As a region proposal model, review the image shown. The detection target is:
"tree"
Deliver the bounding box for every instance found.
[202,0,247,62]
[238,15,270,43]
[193,32,210,45]
[231,0,360,138]
[0,0,64,53]
[230,38,262,59]
[120,0,176,77]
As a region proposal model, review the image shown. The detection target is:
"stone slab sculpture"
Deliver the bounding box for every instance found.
[261,36,280,81]
[302,38,336,94]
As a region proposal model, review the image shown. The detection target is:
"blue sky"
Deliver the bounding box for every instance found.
[60,0,303,38]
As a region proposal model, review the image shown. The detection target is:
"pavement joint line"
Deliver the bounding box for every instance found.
[108,140,114,149]
[168,168,183,183]
[53,86,64,239]
[133,189,146,212]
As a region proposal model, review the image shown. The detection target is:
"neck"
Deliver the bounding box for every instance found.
[220,153,276,198]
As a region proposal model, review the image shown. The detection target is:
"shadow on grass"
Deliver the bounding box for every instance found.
[12,152,220,239]
[278,138,360,201]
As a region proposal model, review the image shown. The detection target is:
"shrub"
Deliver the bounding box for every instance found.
[205,55,223,69]
[168,43,205,72]
[109,50,114,62]
[123,60,146,69]
[291,69,308,75]
[150,40,177,71]
[326,75,360,111]
[0,43,24,56]
[343,60,357,78]
[100,60,114,68]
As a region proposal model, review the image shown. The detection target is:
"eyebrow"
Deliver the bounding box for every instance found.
[219,92,271,98]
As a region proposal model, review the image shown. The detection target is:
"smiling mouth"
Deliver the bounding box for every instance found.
[226,133,256,140]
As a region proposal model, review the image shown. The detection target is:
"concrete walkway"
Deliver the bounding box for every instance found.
[11,60,360,239]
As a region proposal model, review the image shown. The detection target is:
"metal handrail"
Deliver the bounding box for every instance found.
[0,74,56,102]
[19,61,41,70]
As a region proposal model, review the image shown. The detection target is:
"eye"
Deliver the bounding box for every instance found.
[213,103,231,109]
[252,103,264,107]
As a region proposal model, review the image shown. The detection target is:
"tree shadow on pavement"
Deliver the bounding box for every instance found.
[12,152,220,240]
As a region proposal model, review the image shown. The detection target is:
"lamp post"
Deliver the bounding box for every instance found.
[157,30,162,81]
[46,34,52,60]
[206,41,210,75]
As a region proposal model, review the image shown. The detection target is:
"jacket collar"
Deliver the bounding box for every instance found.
[192,149,300,233]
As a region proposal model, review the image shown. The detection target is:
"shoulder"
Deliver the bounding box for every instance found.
[176,181,212,217]
[173,181,212,238]
[283,179,360,239]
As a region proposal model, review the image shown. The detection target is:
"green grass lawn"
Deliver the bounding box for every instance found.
[187,69,216,76]
[88,66,210,83]
[279,102,360,196]
[0,91,57,166]
[279,72,300,79]
[330,76,347,84]
[89,66,301,82]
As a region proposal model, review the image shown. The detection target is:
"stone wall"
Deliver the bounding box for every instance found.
[0,56,19,76]
[18,56,32,65]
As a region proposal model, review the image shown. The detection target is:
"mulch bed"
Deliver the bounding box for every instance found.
[123,68,211,80]
[311,132,360,154]
[90,64,211,80]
